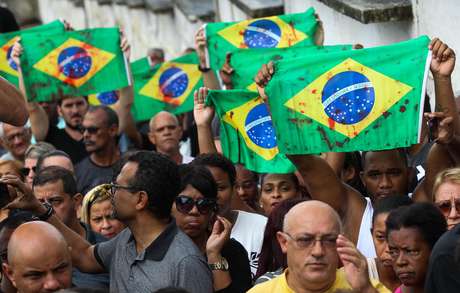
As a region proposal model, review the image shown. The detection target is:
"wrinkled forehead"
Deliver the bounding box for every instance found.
[363,150,407,171]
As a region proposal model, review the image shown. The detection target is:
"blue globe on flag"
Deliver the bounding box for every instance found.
[322,71,375,125]
[244,19,281,49]
[6,46,17,71]
[97,91,118,105]
[245,103,277,148]
[159,67,189,98]
[58,46,92,79]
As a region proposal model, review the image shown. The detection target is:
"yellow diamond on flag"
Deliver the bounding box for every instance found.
[217,16,307,49]
[223,96,279,161]
[139,62,201,106]
[284,58,413,138]
[0,37,19,77]
[33,38,115,88]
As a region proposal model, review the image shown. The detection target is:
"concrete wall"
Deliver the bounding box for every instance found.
[284,0,460,95]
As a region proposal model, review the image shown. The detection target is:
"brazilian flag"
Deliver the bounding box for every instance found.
[205,8,317,70]
[88,90,119,106]
[265,36,431,154]
[207,89,295,173]
[20,27,129,102]
[0,20,65,87]
[131,52,202,122]
[230,44,352,91]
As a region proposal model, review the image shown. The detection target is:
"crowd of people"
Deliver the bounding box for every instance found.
[0,5,460,293]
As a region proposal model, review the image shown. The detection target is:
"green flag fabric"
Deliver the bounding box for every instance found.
[20,27,129,102]
[206,89,296,173]
[131,52,202,122]
[205,8,318,70]
[230,44,352,91]
[265,36,431,154]
[0,20,65,87]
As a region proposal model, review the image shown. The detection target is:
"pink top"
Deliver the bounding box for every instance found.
[394,287,403,293]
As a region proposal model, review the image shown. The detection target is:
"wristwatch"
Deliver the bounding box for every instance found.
[198,64,211,72]
[38,202,54,221]
[208,257,229,271]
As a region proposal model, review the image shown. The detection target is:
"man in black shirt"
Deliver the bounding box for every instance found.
[75,106,121,195]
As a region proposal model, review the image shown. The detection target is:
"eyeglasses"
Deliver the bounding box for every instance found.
[282,232,338,250]
[4,128,30,143]
[109,183,139,195]
[80,126,100,134]
[435,198,460,215]
[20,166,36,176]
[175,195,217,215]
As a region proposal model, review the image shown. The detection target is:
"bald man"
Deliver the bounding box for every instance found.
[248,201,390,293]
[3,221,72,293]
[148,111,193,164]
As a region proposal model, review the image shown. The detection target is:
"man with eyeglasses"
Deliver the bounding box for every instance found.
[0,122,32,162]
[32,166,110,289]
[248,200,390,293]
[75,106,121,195]
[1,151,213,293]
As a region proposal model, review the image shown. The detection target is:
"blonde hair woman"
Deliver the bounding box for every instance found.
[81,184,125,238]
[433,167,460,230]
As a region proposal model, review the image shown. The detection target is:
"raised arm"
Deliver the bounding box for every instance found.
[10,40,49,140]
[112,31,142,148]
[0,77,28,126]
[195,27,220,90]
[419,38,458,198]
[194,87,218,154]
[254,62,365,217]
[1,175,104,273]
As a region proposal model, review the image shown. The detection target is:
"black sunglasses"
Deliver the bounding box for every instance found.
[175,195,217,215]
[20,166,36,176]
[80,126,100,134]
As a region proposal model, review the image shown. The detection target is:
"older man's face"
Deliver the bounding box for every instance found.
[278,205,340,291]
[1,124,31,160]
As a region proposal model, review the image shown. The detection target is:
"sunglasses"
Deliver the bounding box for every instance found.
[175,195,217,215]
[435,198,460,215]
[80,126,100,134]
[20,166,37,176]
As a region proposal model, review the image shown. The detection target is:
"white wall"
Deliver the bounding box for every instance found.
[284,0,460,94]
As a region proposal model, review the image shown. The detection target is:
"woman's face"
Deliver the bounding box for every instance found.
[260,174,299,216]
[371,213,393,267]
[172,185,213,239]
[89,200,125,238]
[434,181,460,230]
[388,227,431,287]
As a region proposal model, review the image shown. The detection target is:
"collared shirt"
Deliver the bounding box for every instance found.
[94,220,212,293]
[248,268,391,293]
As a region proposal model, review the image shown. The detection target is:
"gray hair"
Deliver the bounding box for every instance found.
[25,142,56,160]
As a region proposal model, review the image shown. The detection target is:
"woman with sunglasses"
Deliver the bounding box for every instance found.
[172,165,252,293]
[80,184,125,239]
[432,167,460,230]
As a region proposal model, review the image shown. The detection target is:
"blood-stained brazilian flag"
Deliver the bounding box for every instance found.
[205,8,317,70]
[20,28,129,102]
[206,89,295,173]
[229,44,352,91]
[0,20,65,87]
[130,53,202,122]
[265,36,431,154]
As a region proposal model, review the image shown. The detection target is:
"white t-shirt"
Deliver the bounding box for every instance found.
[181,155,194,164]
[231,210,267,279]
[357,197,377,258]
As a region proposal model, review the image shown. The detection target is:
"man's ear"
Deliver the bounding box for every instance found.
[3,262,16,288]
[342,166,356,183]
[136,191,149,211]
[276,231,288,254]
[73,193,83,206]
[148,132,156,145]
[56,105,63,118]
